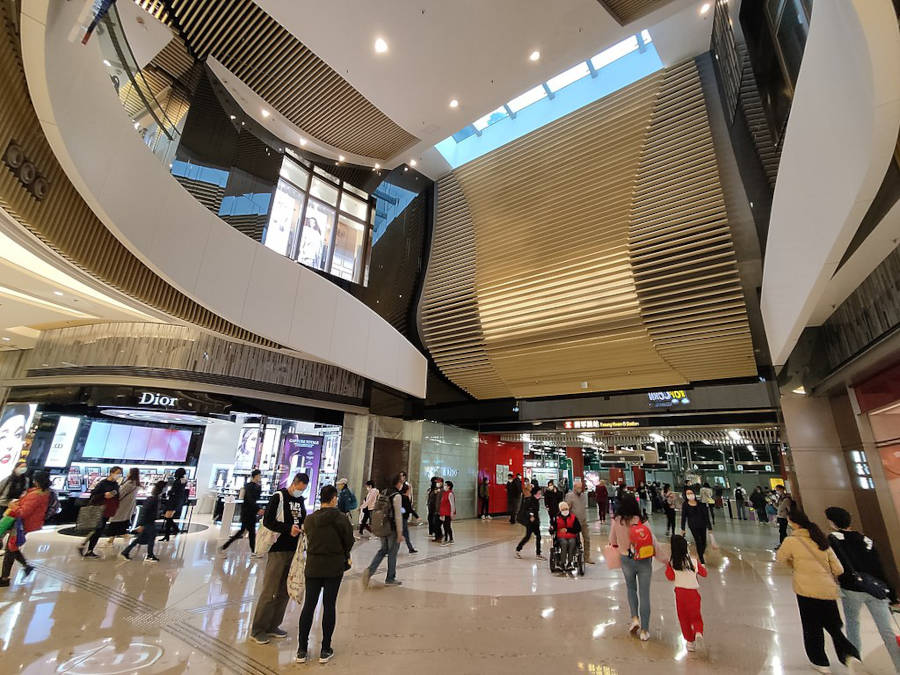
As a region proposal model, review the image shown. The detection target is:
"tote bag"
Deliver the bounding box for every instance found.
[254,491,284,555]
[75,504,104,534]
[603,544,622,570]
[286,531,307,603]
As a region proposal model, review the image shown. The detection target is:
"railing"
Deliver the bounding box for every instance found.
[95,4,182,166]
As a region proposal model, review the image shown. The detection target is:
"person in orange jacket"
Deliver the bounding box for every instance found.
[1,471,51,587]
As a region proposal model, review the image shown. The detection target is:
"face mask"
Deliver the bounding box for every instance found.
[292,489,304,498]
[14,467,26,476]
[181,477,188,484]
[686,493,695,500]
[110,474,121,482]
[560,510,570,517]
[444,486,450,491]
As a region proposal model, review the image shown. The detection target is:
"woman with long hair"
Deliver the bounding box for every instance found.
[608,494,656,641]
[106,467,140,545]
[776,505,860,672]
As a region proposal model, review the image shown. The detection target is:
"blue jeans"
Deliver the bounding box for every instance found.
[841,589,900,670]
[402,518,415,552]
[367,534,400,581]
[620,555,653,631]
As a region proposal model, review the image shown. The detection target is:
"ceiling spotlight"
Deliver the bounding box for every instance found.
[102,59,112,67]
[299,137,307,146]
[133,121,140,129]
[449,99,459,108]
[792,385,807,395]
[338,155,345,162]
[529,50,541,61]
[261,109,270,118]
[374,163,381,169]
[403,166,408,172]
[409,159,417,167]
[53,291,63,296]
[229,114,236,120]
[1,337,9,341]
[374,37,388,54]
[700,2,711,14]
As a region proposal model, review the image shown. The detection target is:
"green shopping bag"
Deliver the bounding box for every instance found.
[0,515,15,539]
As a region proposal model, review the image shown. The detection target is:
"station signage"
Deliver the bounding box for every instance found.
[647,390,691,408]
[563,419,640,430]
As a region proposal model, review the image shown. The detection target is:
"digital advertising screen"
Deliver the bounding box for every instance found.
[234,424,261,471]
[278,434,323,502]
[0,403,37,482]
[45,416,81,468]
[82,422,191,463]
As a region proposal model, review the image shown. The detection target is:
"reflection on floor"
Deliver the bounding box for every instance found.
[0,513,895,674]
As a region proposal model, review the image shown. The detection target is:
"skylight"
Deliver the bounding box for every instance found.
[436,31,662,169]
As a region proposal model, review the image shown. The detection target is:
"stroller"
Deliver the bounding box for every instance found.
[549,529,585,576]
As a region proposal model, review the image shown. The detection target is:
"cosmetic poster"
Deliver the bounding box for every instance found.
[278,434,323,502]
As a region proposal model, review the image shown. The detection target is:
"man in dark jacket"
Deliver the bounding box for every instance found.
[336,478,357,522]
[250,472,308,645]
[160,467,189,542]
[79,466,121,558]
[506,473,522,524]
[296,484,354,664]
[221,470,263,553]
[515,487,545,560]
[543,480,562,531]
[427,477,444,541]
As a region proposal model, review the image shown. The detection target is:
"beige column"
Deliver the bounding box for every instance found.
[337,413,371,503]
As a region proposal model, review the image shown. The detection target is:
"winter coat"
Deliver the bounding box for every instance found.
[776,528,842,600]
[303,507,355,578]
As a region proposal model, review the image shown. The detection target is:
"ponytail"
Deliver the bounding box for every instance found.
[788,504,829,550]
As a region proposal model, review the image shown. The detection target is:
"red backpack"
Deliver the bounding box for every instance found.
[629,522,655,560]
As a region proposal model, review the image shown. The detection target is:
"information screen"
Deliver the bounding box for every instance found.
[45,416,81,467]
[82,422,191,463]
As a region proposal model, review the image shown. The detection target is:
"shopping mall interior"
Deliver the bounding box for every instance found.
[0,0,898,672]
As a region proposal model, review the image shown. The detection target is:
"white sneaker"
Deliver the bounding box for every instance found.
[486,515,492,520]
[628,617,640,634]
[810,666,831,674]
[480,515,485,520]
[639,630,650,642]
[694,632,704,650]
[686,641,696,652]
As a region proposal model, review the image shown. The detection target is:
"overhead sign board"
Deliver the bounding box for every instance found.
[563,419,640,430]
[647,390,691,408]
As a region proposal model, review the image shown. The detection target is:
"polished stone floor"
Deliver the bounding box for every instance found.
[1,512,896,674]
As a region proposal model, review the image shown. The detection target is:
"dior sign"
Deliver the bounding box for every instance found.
[138,392,179,407]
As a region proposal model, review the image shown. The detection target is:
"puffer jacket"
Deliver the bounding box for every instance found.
[776,528,842,600]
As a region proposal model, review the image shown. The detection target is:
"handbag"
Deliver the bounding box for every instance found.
[833,539,891,600]
[286,531,307,603]
[603,544,622,570]
[75,504,104,534]
[707,532,719,550]
[254,491,285,555]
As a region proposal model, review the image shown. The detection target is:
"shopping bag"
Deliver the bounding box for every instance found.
[75,504,104,534]
[254,492,284,556]
[708,531,719,550]
[286,532,307,603]
[603,544,621,570]
[654,540,672,564]
[0,515,15,539]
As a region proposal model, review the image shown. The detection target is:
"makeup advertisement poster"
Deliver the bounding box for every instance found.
[278,434,323,502]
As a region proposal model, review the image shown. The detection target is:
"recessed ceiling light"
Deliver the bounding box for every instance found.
[53,291,63,296]
[1,337,9,341]
[529,50,541,62]
[261,109,270,118]
[229,114,236,120]
[374,163,381,170]
[449,99,459,108]
[374,37,388,54]
[700,2,711,14]
[792,385,807,395]
[409,159,417,167]
[338,155,345,162]
[102,59,112,67]
[298,137,307,146]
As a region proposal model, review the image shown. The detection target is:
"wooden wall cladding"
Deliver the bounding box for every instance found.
[137,0,419,160]
[420,61,757,400]
[596,0,678,25]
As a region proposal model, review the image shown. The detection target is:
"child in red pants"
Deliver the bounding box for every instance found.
[665,534,707,651]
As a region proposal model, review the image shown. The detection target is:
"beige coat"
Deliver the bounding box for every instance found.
[776,528,843,600]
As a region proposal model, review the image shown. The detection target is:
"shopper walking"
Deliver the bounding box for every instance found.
[663,484,678,536]
[478,477,490,520]
[699,482,715,526]
[358,480,378,538]
[159,467,188,542]
[106,468,141,545]
[0,470,50,587]
[79,466,121,558]
[439,480,456,546]
[776,505,860,672]
[665,534,707,651]
[750,486,768,524]
[680,488,712,565]
[427,477,444,542]
[400,483,419,553]
[506,473,522,525]
[595,480,609,525]
[336,478,357,524]
[250,472,308,645]
[0,460,30,509]
[774,484,793,548]
[515,486,544,560]
[544,480,562,527]
[609,494,656,641]
[361,474,404,588]
[565,480,594,564]
[296,484,354,665]
[222,470,263,553]
[733,483,747,520]
[825,506,900,670]
[121,480,165,562]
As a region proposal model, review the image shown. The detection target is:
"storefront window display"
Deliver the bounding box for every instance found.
[0,403,38,482]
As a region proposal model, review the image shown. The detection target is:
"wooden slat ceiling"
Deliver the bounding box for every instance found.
[136,0,419,160]
[420,61,757,400]
[597,0,678,25]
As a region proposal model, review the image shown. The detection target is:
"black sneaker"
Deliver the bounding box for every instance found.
[319,648,334,663]
[295,648,308,663]
[120,551,131,561]
[0,578,9,587]
[83,551,100,559]
[22,565,34,578]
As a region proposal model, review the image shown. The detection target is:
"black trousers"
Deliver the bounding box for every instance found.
[689,526,707,564]
[428,510,440,539]
[161,507,183,538]
[516,521,541,555]
[508,500,517,524]
[442,516,453,542]
[358,508,371,535]
[796,595,860,667]
[1,548,26,579]
[223,516,257,551]
[479,497,489,517]
[298,576,343,651]
[778,517,789,543]
[665,507,676,535]
[87,516,109,552]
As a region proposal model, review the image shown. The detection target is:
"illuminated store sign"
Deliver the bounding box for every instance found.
[138,392,179,407]
[563,420,640,430]
[647,390,690,408]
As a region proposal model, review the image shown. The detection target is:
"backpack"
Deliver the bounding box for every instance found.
[341,488,358,512]
[629,522,655,560]
[369,489,397,537]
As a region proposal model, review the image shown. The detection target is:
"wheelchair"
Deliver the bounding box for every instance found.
[548,531,585,576]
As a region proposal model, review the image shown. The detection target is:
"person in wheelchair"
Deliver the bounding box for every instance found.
[552,501,582,573]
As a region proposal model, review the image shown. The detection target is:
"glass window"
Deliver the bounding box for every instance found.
[309,177,339,206]
[473,106,509,131]
[547,62,590,93]
[340,192,368,221]
[776,0,810,88]
[279,158,309,189]
[331,216,366,282]
[591,35,639,71]
[342,183,369,200]
[264,179,305,256]
[640,29,653,45]
[298,199,335,271]
[507,85,547,113]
